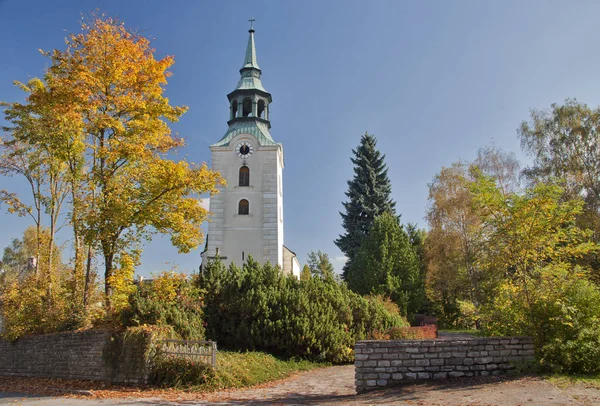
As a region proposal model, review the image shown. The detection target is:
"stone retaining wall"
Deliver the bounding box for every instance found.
[0,330,148,384]
[355,337,535,393]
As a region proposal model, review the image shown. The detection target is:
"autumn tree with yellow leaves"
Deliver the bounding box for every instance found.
[0,15,221,322]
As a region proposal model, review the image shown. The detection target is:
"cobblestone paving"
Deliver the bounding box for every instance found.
[190,365,596,406]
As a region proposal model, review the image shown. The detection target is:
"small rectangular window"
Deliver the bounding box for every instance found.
[238,199,249,215]
[239,166,250,186]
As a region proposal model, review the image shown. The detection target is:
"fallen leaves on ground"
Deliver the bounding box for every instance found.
[0,370,310,403]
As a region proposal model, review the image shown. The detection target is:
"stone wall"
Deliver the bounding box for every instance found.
[0,330,148,384]
[355,337,535,393]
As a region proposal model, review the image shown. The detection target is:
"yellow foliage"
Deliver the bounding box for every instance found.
[151,271,187,304]
[106,253,137,313]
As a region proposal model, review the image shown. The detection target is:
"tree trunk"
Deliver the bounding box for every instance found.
[83,244,93,307]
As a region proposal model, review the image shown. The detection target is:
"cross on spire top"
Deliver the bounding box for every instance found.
[248,17,255,31]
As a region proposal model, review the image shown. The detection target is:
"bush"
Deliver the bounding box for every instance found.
[197,258,407,363]
[480,263,600,373]
[1,274,71,340]
[120,271,205,340]
[371,325,438,340]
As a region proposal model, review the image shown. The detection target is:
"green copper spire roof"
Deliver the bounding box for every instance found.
[243,28,260,70]
[232,27,267,93]
[212,120,275,147]
[212,22,277,148]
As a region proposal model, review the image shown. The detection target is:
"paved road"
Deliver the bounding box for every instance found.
[1,365,599,405]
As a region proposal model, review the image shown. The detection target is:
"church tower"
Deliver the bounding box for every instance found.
[202,23,299,276]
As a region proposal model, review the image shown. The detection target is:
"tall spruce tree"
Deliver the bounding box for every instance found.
[336,133,396,278]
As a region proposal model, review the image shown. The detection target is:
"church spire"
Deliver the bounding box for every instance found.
[212,20,276,148]
[243,18,260,71]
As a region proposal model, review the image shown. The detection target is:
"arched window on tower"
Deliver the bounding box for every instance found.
[239,166,250,186]
[238,199,249,215]
[231,100,238,120]
[242,97,252,117]
[257,100,266,118]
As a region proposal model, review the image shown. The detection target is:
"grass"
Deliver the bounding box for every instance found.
[190,351,327,391]
[546,373,600,389]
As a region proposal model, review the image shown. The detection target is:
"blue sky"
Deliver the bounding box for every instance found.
[2,0,600,276]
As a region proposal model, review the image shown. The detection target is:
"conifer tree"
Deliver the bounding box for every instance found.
[346,212,421,315]
[336,133,396,277]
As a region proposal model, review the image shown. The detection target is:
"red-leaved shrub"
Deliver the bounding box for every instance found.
[371,325,437,340]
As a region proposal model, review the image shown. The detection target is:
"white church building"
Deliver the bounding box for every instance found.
[201,24,300,277]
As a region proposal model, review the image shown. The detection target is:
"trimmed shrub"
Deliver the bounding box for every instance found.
[197,258,407,363]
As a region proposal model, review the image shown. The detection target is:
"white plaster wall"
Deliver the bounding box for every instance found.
[204,133,283,269]
[291,255,300,278]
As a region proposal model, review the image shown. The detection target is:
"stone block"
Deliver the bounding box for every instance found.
[433,372,448,379]
[405,373,417,379]
[430,359,444,366]
[377,360,391,367]
[355,354,369,361]
[378,373,391,379]
[486,364,498,370]
[449,371,465,378]
[392,373,403,380]
[415,359,430,366]
[366,380,377,387]
[447,358,463,365]
[417,373,430,379]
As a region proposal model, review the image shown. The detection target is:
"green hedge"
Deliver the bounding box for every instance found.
[197,257,407,363]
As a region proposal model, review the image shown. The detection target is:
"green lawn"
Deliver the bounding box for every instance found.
[192,351,327,391]
[546,373,600,389]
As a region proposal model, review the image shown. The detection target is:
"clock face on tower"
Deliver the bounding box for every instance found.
[236,141,254,158]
